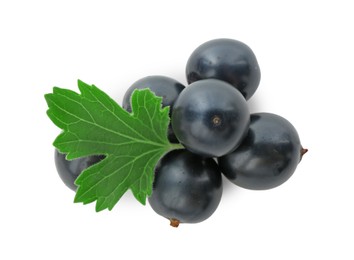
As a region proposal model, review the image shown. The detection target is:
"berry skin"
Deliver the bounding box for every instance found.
[172,79,250,158]
[218,113,307,190]
[186,38,261,100]
[148,149,222,227]
[122,75,185,143]
[54,150,104,191]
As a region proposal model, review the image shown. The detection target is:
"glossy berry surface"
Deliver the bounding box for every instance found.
[148,149,222,226]
[172,79,250,158]
[122,75,185,113]
[186,38,261,100]
[122,75,185,142]
[218,113,306,190]
[54,150,105,191]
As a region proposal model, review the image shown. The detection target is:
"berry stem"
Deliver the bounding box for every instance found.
[170,218,180,228]
[300,147,308,161]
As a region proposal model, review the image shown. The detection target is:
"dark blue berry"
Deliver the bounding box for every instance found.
[172,79,250,157]
[186,38,261,100]
[218,113,307,190]
[148,149,222,227]
[54,150,104,191]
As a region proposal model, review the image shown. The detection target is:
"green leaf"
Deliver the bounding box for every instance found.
[45,80,183,211]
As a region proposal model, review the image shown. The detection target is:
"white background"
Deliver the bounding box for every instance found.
[1,0,353,259]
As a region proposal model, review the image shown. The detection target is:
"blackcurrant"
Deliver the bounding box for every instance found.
[54,150,105,191]
[218,113,307,190]
[148,149,222,227]
[171,79,250,158]
[186,38,261,100]
[122,75,185,143]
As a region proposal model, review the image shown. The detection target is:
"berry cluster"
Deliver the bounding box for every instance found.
[55,39,307,227]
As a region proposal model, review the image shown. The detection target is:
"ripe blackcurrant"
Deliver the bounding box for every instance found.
[172,79,250,157]
[54,150,104,191]
[218,113,307,190]
[148,149,222,227]
[186,38,261,100]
